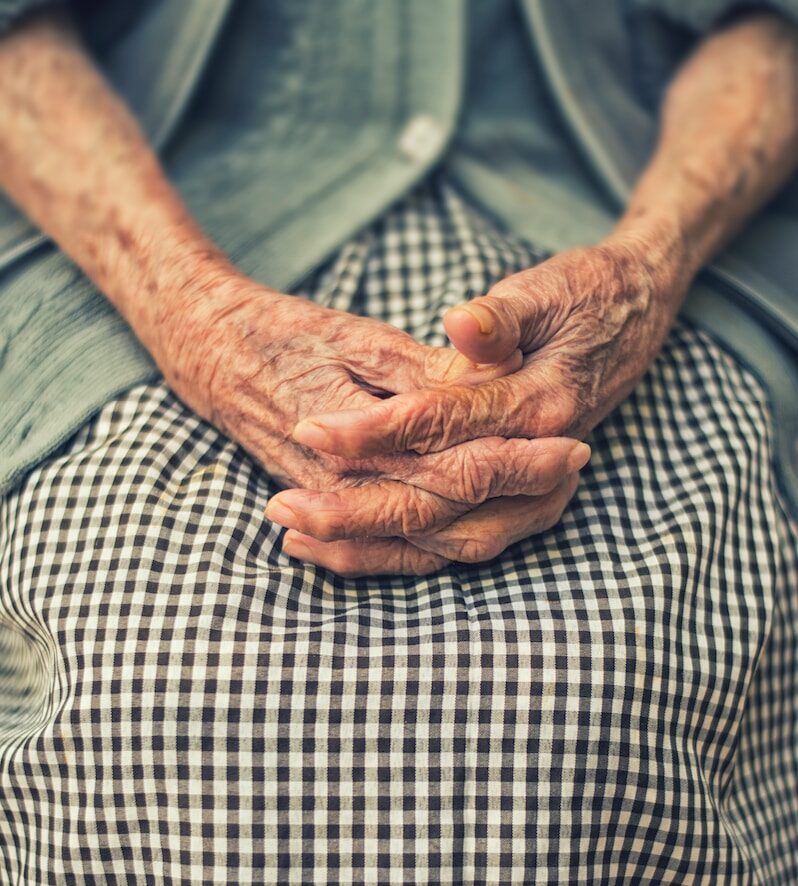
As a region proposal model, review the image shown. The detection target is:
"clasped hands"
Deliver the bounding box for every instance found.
[160,237,682,577]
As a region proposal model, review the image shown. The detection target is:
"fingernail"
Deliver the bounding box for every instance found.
[283,538,315,561]
[566,442,591,473]
[265,499,299,527]
[455,304,495,335]
[292,419,331,449]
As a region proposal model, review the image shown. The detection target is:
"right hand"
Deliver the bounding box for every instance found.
[152,274,590,574]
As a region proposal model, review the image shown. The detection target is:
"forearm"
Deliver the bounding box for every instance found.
[612,11,798,299]
[0,12,241,361]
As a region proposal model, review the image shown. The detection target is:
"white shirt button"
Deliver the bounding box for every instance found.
[398,114,446,163]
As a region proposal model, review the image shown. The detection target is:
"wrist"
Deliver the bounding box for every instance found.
[601,216,695,311]
[610,212,688,269]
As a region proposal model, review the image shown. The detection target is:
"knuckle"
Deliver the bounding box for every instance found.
[399,494,441,536]
[330,552,362,578]
[454,450,494,504]
[309,512,346,542]
[368,497,402,536]
[394,400,439,454]
[488,269,554,320]
[401,547,448,576]
[405,385,502,454]
[451,535,502,564]
[409,400,453,453]
[485,278,521,304]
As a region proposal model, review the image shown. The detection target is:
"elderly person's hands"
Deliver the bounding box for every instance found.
[157,273,520,488]
[155,275,591,576]
[275,233,687,574]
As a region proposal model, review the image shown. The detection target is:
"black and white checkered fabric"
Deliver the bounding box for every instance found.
[1,177,797,884]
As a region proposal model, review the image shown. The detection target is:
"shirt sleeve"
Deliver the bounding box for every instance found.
[0,0,64,35]
[626,0,798,33]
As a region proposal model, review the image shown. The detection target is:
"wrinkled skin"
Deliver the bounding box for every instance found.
[155,276,590,576]
[294,241,687,454]
[282,238,690,573]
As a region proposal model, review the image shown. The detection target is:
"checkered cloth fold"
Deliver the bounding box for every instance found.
[1,178,797,883]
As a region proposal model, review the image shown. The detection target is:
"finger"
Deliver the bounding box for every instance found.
[267,482,467,540]
[443,271,557,365]
[409,474,579,563]
[292,371,569,457]
[265,438,590,540]
[379,436,589,501]
[282,530,450,578]
[443,298,522,366]
[280,474,579,575]
[231,380,384,481]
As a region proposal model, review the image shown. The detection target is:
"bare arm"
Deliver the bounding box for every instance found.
[0,12,233,363]
[614,10,798,285]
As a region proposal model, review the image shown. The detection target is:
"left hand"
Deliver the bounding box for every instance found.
[291,237,689,457]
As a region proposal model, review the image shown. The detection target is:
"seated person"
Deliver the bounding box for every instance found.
[1,0,797,881]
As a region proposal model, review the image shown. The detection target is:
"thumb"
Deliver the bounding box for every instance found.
[443,292,525,365]
[443,265,560,364]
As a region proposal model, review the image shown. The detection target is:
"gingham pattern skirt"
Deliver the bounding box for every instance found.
[1,177,797,884]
